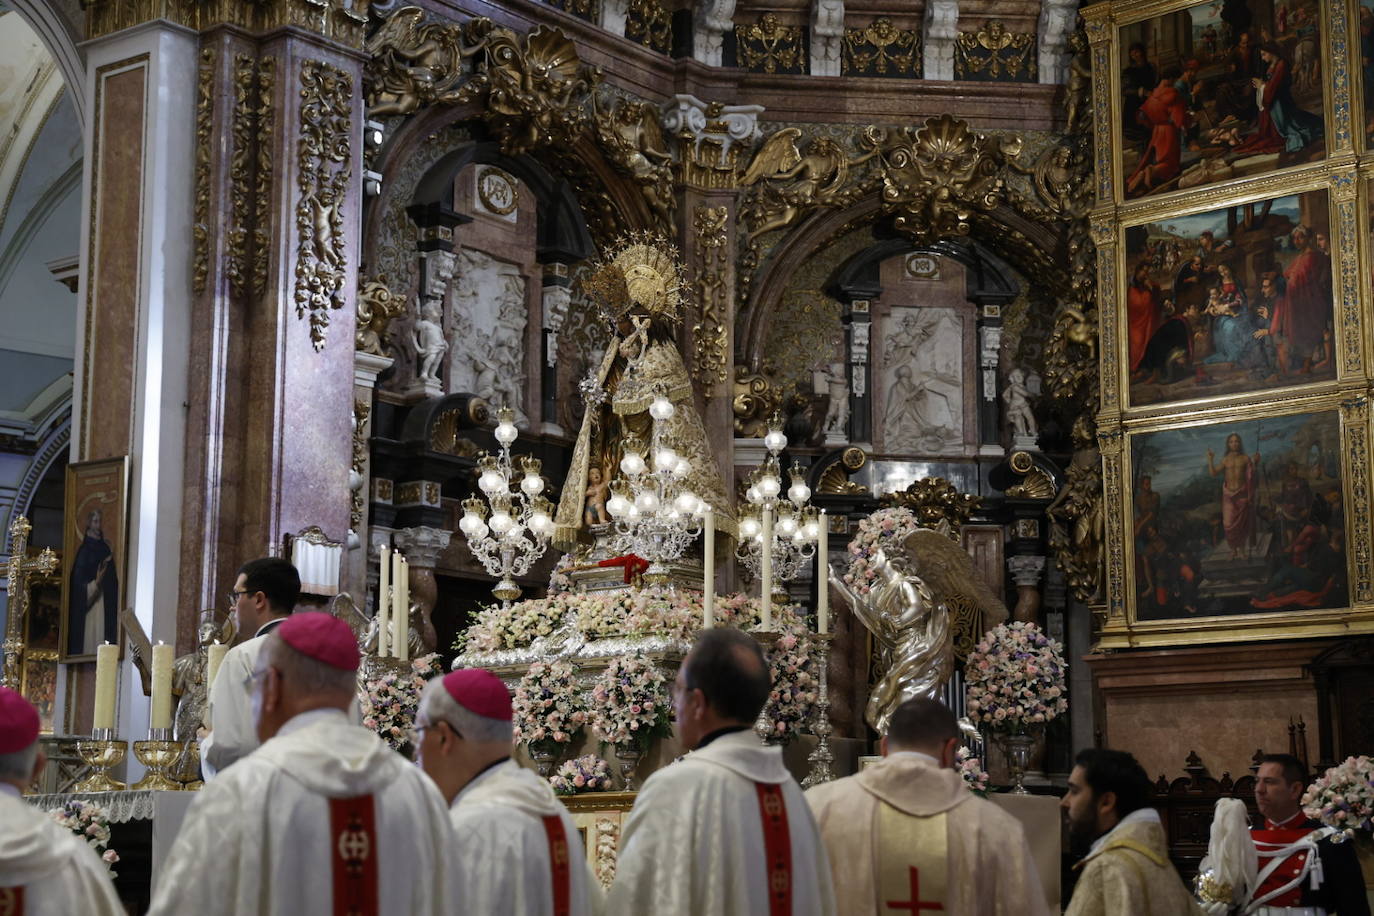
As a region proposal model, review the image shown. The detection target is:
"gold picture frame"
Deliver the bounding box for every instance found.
[21,563,61,733]
[59,456,129,662]
[1097,393,1374,647]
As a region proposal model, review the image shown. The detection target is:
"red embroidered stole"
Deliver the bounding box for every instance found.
[329,795,379,916]
[0,886,24,916]
[754,782,793,916]
[542,815,572,916]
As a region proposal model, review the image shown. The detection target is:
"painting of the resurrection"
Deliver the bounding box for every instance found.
[1120,0,1326,200]
[1124,190,1334,407]
[1129,410,1346,621]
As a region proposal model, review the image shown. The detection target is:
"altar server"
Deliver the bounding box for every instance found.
[416,668,599,916]
[806,697,1048,916]
[607,628,836,916]
[200,556,299,775]
[0,687,123,915]
[150,613,459,916]
[1062,748,1203,916]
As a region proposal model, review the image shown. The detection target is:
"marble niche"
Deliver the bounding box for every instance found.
[878,306,965,455]
[447,248,529,425]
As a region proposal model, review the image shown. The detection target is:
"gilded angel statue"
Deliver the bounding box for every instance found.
[830,526,1008,733]
[740,128,874,240]
[364,7,491,117]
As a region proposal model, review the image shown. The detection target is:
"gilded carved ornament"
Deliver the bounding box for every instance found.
[356,279,405,355]
[842,18,920,75]
[192,49,214,295]
[1005,451,1055,500]
[84,0,368,43]
[878,477,978,540]
[591,95,675,229]
[953,21,1036,81]
[691,205,730,395]
[735,14,804,74]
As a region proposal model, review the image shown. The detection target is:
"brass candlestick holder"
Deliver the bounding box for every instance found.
[75,729,128,792]
[802,632,835,788]
[750,629,781,744]
[132,730,184,791]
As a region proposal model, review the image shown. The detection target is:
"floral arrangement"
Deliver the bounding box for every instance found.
[550,754,615,795]
[49,800,120,874]
[761,626,818,743]
[1302,756,1374,839]
[460,599,564,652]
[547,553,576,596]
[964,622,1068,733]
[844,508,922,596]
[956,746,990,796]
[513,660,587,754]
[590,652,672,750]
[359,653,441,752]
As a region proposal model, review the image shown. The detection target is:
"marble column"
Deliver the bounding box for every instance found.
[346,351,393,598]
[1007,554,1046,624]
[394,526,452,654]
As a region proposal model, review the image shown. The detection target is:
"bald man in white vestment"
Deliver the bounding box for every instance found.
[150,613,459,916]
[200,556,299,776]
[806,697,1049,916]
[607,628,836,916]
[417,668,600,916]
[0,687,123,915]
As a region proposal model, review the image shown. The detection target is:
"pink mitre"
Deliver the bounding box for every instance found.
[0,686,40,754]
[277,612,360,671]
[443,669,511,721]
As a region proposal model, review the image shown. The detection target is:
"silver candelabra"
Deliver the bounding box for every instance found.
[736,418,819,596]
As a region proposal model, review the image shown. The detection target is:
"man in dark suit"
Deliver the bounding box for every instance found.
[1251,753,1369,915]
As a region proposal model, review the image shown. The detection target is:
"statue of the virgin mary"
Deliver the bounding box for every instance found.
[554,233,735,549]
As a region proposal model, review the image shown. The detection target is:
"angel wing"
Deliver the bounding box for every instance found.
[327,592,369,646]
[814,140,850,197]
[365,7,424,57]
[741,127,803,186]
[637,103,670,159]
[118,606,154,695]
[899,528,1008,624]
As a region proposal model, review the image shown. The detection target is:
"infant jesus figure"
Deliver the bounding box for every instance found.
[584,465,611,526]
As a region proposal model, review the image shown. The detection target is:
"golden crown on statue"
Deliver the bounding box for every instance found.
[580,230,686,327]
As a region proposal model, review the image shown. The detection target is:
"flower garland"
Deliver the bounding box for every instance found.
[550,754,615,795]
[964,621,1068,734]
[956,746,990,796]
[461,600,563,652]
[762,626,818,743]
[1302,756,1374,839]
[844,507,922,596]
[359,653,442,752]
[590,652,672,750]
[513,660,587,754]
[49,800,120,875]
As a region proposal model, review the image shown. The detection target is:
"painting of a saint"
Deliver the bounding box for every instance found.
[1123,190,1334,407]
[60,458,127,660]
[1129,410,1345,621]
[1119,0,1326,200]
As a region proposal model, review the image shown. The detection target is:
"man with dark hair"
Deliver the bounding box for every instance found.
[200,557,301,776]
[806,698,1049,915]
[1239,752,1370,914]
[1062,748,1202,915]
[607,628,835,915]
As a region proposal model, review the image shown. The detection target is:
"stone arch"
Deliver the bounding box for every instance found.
[3,406,71,537]
[4,0,85,129]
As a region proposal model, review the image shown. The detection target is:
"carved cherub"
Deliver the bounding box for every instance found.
[740,128,875,239]
[412,298,448,383]
[1003,368,1038,440]
[364,8,491,117]
[583,466,611,526]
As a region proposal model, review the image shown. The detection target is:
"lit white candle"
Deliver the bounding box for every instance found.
[93,642,119,732]
[390,550,404,658]
[378,545,391,657]
[206,641,227,689]
[702,508,715,628]
[396,556,410,662]
[760,506,773,630]
[817,510,829,635]
[151,641,174,731]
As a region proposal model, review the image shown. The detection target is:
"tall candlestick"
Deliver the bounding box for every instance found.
[93,642,119,732]
[378,545,391,657]
[389,550,403,658]
[702,508,715,628]
[760,506,773,630]
[817,510,829,634]
[151,642,174,731]
[396,556,410,662]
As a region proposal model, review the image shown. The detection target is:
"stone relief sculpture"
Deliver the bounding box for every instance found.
[412,298,448,384]
[882,309,963,453]
[449,249,529,423]
[811,0,845,77]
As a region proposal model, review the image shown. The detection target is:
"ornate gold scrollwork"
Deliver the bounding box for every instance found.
[735,14,804,74]
[879,477,978,539]
[842,18,919,75]
[1046,414,1103,603]
[732,366,784,437]
[740,128,877,240]
[228,55,276,299]
[592,96,674,229]
[817,447,869,495]
[253,58,276,297]
[953,21,1036,81]
[84,0,367,44]
[625,0,672,53]
[294,60,353,351]
[1005,452,1055,500]
[691,205,729,396]
[356,279,405,356]
[364,8,485,118]
[192,48,214,295]
[351,400,371,531]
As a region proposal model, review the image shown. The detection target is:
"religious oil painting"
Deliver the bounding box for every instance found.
[1128,409,1345,622]
[1123,189,1334,407]
[1119,0,1326,200]
[60,457,128,661]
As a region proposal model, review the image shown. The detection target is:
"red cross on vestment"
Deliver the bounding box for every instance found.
[886,867,945,913]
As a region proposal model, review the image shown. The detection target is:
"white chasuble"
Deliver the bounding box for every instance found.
[149,708,461,916]
[606,730,836,916]
[0,790,124,916]
[449,759,601,916]
[805,753,1049,916]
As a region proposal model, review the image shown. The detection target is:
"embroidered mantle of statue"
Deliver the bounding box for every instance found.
[554,234,735,549]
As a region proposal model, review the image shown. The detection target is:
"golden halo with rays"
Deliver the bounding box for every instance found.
[580,230,686,327]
